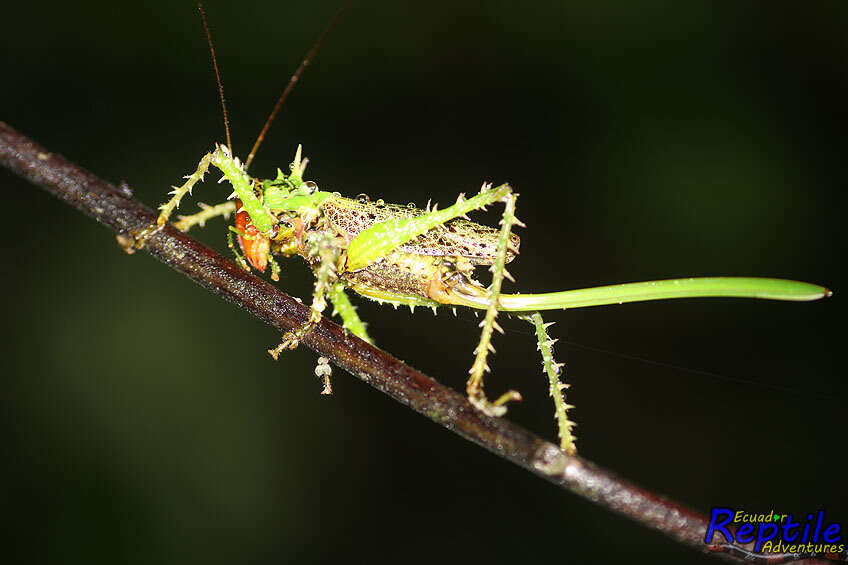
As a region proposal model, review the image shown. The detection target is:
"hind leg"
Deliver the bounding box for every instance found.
[520,312,577,455]
[466,189,523,416]
[344,181,523,416]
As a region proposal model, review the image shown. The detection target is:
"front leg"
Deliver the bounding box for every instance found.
[173,201,237,232]
[133,146,277,248]
[122,150,218,251]
[156,151,216,227]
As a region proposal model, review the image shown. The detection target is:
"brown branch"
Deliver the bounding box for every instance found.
[0,122,837,565]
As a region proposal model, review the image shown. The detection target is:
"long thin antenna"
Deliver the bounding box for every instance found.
[197,0,233,154]
[244,2,350,171]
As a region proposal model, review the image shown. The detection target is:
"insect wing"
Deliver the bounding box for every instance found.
[321,197,517,264]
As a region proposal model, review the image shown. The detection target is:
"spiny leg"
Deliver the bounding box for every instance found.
[272,251,357,397]
[174,201,237,232]
[345,182,514,271]
[267,254,281,282]
[157,151,217,227]
[268,231,339,358]
[150,144,275,234]
[521,312,577,455]
[126,150,218,250]
[226,228,251,272]
[131,145,279,253]
[344,181,523,414]
[467,190,524,416]
[327,282,373,344]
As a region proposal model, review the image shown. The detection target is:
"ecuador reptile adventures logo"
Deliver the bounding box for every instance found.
[705,508,844,556]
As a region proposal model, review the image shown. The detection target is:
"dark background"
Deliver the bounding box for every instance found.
[1,1,844,563]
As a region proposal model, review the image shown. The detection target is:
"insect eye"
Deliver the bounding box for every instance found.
[303,181,318,194]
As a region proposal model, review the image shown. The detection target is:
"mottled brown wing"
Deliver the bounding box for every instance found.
[320,196,518,265]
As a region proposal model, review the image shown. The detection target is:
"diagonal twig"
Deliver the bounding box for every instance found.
[0,121,838,565]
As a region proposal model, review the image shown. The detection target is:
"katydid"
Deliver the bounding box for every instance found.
[131,1,830,456]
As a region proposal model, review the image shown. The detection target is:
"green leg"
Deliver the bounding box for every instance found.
[268,254,281,282]
[173,201,237,232]
[157,146,275,233]
[521,313,577,455]
[327,282,373,344]
[157,151,216,226]
[268,232,340,394]
[132,146,282,250]
[346,181,523,416]
[226,229,250,272]
[346,182,513,271]
[467,190,523,416]
[128,150,218,249]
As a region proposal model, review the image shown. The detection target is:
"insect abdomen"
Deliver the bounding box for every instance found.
[341,251,490,307]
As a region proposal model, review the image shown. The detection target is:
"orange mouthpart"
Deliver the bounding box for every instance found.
[235,204,270,272]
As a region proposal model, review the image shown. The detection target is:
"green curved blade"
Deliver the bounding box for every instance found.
[453,277,831,311]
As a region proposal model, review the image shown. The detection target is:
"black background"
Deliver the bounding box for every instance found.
[2,1,844,563]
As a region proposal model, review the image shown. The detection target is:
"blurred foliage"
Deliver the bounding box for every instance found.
[1,1,844,563]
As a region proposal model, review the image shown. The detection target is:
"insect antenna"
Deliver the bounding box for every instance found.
[244,2,350,171]
[197,0,233,154]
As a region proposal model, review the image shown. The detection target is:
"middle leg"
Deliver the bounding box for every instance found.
[327,282,373,344]
[268,231,340,357]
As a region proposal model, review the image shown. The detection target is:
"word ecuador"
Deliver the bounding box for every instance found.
[705,508,843,554]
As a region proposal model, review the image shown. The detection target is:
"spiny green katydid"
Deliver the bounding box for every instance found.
[130,1,830,456]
